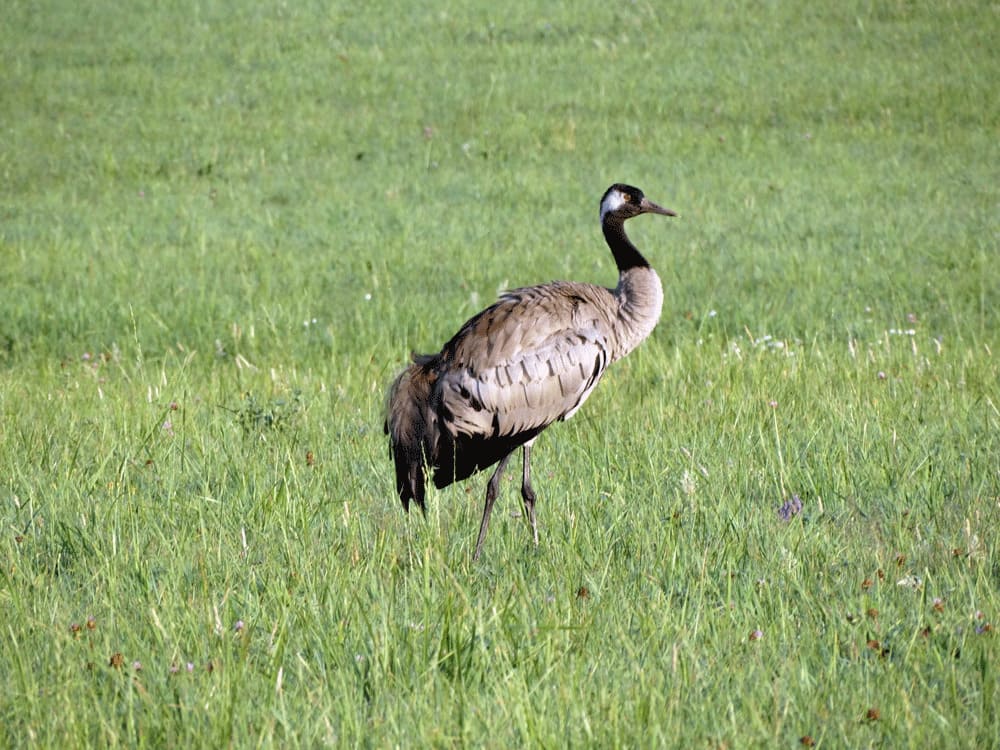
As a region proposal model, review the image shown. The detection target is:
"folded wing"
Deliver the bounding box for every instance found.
[427,283,615,484]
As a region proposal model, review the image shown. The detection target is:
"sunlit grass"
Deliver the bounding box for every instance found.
[2,0,998,746]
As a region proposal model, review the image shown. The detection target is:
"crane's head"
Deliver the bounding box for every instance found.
[599,184,676,223]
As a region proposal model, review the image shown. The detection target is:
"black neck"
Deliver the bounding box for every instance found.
[603,216,650,271]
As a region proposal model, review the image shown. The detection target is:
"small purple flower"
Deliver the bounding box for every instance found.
[778,494,803,521]
[234,620,245,633]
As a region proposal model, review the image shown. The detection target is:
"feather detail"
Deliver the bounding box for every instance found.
[384,357,437,512]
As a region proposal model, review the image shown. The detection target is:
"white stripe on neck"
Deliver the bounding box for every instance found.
[600,189,627,222]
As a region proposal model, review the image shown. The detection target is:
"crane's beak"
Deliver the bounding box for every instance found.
[640,197,677,217]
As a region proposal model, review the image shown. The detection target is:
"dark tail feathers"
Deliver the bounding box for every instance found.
[384,356,437,513]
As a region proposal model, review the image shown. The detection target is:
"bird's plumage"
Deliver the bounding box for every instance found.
[384,184,675,558]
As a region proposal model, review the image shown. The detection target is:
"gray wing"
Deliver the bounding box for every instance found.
[435,282,615,440]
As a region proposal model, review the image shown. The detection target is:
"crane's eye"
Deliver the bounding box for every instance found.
[619,192,631,204]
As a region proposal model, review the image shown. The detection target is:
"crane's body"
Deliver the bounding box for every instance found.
[385,184,675,559]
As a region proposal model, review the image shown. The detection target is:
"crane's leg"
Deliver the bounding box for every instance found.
[521,440,538,547]
[473,451,514,560]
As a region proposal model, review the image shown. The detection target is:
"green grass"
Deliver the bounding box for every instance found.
[2,0,998,746]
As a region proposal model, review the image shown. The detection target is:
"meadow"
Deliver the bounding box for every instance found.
[1,0,998,746]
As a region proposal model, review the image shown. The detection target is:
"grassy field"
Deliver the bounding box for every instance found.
[2,0,998,746]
